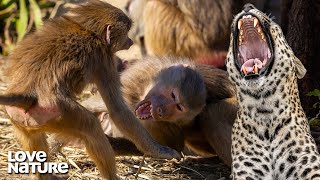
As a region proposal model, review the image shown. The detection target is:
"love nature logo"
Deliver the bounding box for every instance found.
[7,151,69,174]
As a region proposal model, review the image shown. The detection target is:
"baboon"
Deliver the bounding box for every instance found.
[82,57,238,166]
[1,1,179,179]
[125,0,148,56]
[126,0,242,67]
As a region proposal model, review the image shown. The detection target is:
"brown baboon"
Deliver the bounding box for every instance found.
[126,0,242,67]
[82,57,238,166]
[125,0,148,56]
[1,1,179,179]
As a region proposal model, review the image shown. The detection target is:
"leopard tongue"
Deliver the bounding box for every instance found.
[241,58,263,74]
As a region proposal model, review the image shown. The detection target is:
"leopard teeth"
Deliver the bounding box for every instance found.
[238,20,243,30]
[253,18,258,27]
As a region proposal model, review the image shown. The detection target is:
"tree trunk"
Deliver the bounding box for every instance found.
[281,0,320,118]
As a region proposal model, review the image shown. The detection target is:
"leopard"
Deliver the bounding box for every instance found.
[225,3,320,180]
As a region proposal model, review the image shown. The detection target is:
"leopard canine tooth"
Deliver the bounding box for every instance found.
[253,18,258,27]
[238,20,243,30]
[241,67,248,75]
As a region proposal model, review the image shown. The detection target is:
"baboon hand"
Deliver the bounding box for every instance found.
[147,145,181,160]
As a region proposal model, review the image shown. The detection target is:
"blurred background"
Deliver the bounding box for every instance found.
[0,0,282,56]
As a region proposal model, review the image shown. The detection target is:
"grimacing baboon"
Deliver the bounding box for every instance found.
[126,0,242,68]
[82,57,238,166]
[0,1,179,179]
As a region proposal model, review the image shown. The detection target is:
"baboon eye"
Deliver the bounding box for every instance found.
[177,104,184,112]
[171,92,176,100]
[176,104,183,112]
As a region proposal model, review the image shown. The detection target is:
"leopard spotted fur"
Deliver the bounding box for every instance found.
[226,4,320,180]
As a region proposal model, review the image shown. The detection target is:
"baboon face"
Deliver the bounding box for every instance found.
[113,33,133,52]
[136,85,186,122]
[135,65,206,124]
[108,25,133,53]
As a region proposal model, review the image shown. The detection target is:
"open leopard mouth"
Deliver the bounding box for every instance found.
[234,14,274,79]
[135,101,154,120]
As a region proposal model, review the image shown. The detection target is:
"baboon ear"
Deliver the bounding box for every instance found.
[293,56,306,79]
[106,25,111,45]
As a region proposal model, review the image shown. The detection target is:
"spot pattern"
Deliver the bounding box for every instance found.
[226,5,320,180]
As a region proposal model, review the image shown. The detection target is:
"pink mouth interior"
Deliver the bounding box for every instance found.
[238,16,271,75]
[135,102,152,120]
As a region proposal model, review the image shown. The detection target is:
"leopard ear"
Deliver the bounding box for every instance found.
[293,56,306,79]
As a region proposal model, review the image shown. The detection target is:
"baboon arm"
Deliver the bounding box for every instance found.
[107,136,143,156]
[141,121,185,152]
[199,98,238,166]
[94,65,181,159]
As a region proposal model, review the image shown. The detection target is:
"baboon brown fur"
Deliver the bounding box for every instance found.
[1,1,179,179]
[125,0,148,56]
[126,0,242,67]
[82,57,238,166]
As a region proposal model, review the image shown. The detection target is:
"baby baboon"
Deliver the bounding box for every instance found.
[82,57,238,166]
[1,1,179,179]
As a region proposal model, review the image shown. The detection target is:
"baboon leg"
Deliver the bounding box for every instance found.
[48,100,118,180]
[14,126,48,153]
[13,125,51,180]
[82,129,116,179]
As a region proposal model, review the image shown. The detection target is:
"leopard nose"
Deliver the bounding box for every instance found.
[243,3,255,12]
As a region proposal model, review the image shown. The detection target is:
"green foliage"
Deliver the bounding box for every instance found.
[307,89,320,127]
[0,0,55,55]
[29,0,42,29]
[307,89,320,98]
[16,0,28,42]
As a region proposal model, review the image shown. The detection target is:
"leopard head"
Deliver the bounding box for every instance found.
[226,4,306,89]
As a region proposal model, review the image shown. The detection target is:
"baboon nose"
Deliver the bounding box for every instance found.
[157,107,163,118]
[128,39,133,47]
[243,3,255,12]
